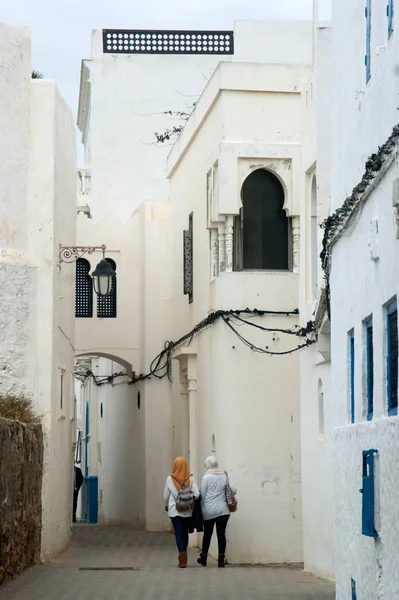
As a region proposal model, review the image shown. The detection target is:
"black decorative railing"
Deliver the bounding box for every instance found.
[102,29,234,55]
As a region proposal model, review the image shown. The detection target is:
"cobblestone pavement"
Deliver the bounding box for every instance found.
[0,525,335,599]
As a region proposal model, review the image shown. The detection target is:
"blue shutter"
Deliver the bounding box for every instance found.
[387,0,394,37]
[351,578,357,600]
[360,449,378,537]
[366,320,374,421]
[365,0,371,82]
[387,299,398,416]
[349,331,355,423]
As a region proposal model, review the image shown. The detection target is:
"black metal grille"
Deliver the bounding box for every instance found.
[183,213,193,303]
[103,29,234,55]
[388,309,398,409]
[75,259,93,318]
[97,259,117,318]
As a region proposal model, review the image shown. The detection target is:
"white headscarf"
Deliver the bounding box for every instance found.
[205,455,225,475]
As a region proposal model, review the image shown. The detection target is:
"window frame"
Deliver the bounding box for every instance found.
[386,298,398,416]
[364,317,374,421]
[349,329,355,424]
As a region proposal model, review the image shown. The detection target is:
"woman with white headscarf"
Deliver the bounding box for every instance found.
[197,456,237,568]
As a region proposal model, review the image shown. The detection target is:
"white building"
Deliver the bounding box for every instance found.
[0,24,77,560]
[328,0,399,596]
[298,20,335,579]
[74,18,337,566]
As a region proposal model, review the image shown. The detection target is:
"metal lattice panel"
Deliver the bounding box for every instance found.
[183,214,193,303]
[389,309,398,408]
[103,29,234,55]
[97,259,117,318]
[75,259,93,318]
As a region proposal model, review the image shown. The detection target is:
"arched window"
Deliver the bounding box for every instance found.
[75,258,93,318]
[234,169,289,271]
[311,175,318,301]
[97,258,117,318]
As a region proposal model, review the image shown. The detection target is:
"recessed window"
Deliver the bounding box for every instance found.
[60,371,64,410]
[386,299,398,415]
[234,169,289,271]
[349,330,355,423]
[364,317,374,421]
[137,391,141,410]
[100,403,103,419]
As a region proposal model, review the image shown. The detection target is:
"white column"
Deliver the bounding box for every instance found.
[210,228,219,279]
[292,216,300,273]
[218,224,226,274]
[186,355,198,548]
[225,215,234,272]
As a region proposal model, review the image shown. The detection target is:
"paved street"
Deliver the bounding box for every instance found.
[0,526,335,599]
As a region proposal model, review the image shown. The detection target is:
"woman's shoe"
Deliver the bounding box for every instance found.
[178,552,187,568]
[197,553,207,567]
[218,554,225,568]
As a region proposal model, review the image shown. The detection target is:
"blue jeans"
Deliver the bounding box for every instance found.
[171,516,190,552]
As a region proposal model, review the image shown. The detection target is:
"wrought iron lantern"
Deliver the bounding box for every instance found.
[92,258,115,298]
[59,243,116,299]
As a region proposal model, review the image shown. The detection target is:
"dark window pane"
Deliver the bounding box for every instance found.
[241,169,288,270]
[388,309,398,409]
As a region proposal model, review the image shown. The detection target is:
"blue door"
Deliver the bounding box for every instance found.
[82,401,98,523]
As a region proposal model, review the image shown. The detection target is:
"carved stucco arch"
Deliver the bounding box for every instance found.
[237,158,293,216]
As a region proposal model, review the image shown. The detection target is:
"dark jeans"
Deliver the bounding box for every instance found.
[202,514,230,556]
[171,516,190,552]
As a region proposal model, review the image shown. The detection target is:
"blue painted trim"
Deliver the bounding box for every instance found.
[386,299,398,416]
[349,330,355,424]
[388,0,394,37]
[366,0,371,82]
[351,578,357,600]
[361,449,379,538]
[365,318,374,421]
[85,401,90,478]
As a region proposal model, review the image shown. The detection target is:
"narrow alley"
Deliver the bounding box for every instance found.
[0,526,335,600]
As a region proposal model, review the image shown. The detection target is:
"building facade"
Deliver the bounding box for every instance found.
[329,0,399,596]
[0,24,77,560]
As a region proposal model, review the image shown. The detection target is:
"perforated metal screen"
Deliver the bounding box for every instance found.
[103,29,234,55]
[75,259,93,318]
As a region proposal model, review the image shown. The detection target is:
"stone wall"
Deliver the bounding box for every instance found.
[0,418,43,585]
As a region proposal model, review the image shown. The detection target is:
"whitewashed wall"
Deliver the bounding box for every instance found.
[298,24,335,579]
[75,19,314,544]
[0,25,37,402]
[330,0,399,595]
[167,58,316,563]
[0,24,77,561]
[28,80,77,561]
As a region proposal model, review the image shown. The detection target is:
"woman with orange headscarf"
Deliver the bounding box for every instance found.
[163,456,199,568]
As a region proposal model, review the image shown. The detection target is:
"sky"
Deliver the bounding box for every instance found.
[2,0,331,157]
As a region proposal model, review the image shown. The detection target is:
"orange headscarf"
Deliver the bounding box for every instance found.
[171,457,191,490]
